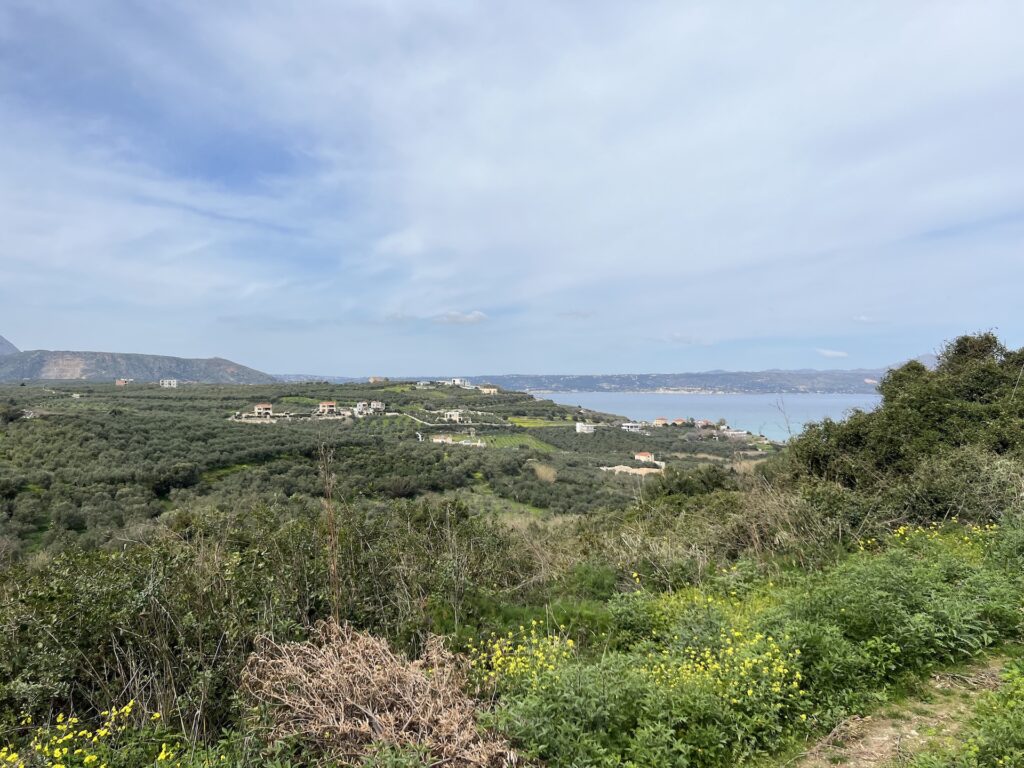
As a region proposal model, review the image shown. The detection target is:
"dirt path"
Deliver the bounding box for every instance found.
[792,657,1004,768]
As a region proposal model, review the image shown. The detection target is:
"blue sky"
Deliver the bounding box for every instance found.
[1,1,1023,376]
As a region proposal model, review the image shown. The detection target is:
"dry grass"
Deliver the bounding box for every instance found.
[530,462,558,483]
[242,622,517,767]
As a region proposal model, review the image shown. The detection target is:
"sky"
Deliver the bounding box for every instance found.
[1,1,1023,376]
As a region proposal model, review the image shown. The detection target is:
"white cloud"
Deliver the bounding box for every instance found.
[374,229,426,258]
[433,310,487,326]
[816,348,850,359]
[1,1,1023,371]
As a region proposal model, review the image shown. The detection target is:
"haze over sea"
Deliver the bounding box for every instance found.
[545,392,883,442]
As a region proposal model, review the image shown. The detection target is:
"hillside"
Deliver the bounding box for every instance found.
[2,333,1024,767]
[0,335,18,357]
[0,349,276,383]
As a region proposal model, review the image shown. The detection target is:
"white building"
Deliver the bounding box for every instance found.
[369,400,386,413]
[159,379,178,389]
[621,422,643,433]
[450,378,469,387]
[478,386,499,395]
[576,422,596,434]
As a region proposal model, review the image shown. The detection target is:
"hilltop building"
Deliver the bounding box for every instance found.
[576,423,596,434]
[653,417,669,427]
[478,385,499,395]
[621,422,643,433]
[254,403,273,418]
[368,376,389,384]
[159,379,178,389]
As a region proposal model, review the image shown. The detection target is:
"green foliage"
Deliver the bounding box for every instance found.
[0,499,533,734]
[480,523,1024,767]
[5,332,1024,766]
[780,332,1024,524]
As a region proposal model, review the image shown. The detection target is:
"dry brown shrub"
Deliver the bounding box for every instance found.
[241,622,517,766]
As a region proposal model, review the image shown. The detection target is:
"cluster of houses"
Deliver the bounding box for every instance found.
[621,417,695,432]
[431,434,486,448]
[415,379,499,395]
[575,417,701,435]
[610,417,750,438]
[234,399,387,423]
[113,378,179,388]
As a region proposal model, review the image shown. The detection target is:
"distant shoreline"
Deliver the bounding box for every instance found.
[528,389,876,396]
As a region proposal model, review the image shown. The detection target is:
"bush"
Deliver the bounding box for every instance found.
[242,622,514,767]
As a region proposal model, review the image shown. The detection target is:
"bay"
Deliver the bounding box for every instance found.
[543,391,882,442]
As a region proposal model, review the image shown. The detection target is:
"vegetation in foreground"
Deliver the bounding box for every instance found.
[0,379,751,557]
[1,332,1024,766]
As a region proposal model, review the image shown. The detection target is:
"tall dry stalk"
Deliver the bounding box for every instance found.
[318,442,341,625]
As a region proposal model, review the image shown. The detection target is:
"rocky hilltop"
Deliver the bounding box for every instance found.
[0,335,19,357]
[0,348,275,384]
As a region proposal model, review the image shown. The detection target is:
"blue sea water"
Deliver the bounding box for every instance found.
[543,392,882,442]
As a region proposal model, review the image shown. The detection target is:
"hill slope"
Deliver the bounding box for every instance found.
[0,335,19,357]
[0,350,275,383]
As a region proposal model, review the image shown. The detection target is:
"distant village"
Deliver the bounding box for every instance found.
[576,416,760,440]
[108,375,767,460]
[228,377,499,425]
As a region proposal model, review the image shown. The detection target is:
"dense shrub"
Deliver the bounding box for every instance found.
[474,523,1024,767]
[0,499,534,736]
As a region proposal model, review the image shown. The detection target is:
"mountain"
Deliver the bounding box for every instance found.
[0,335,19,357]
[0,350,276,384]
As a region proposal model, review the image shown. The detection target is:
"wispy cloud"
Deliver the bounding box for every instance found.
[816,348,850,359]
[662,333,714,347]
[433,310,488,326]
[1,2,1023,373]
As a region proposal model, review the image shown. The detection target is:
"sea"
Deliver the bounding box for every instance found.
[543,392,882,442]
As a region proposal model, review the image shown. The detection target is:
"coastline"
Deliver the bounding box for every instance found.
[528,388,877,396]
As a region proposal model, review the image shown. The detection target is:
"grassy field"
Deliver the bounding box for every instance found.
[482,433,557,452]
[508,416,575,428]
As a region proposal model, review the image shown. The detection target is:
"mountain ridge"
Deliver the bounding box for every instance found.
[0,349,275,384]
[0,335,19,357]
